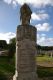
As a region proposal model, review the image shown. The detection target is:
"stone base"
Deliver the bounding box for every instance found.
[18,72,38,80]
[13,70,38,80]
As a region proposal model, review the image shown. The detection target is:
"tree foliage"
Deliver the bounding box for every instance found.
[37,45,53,51]
[9,38,16,45]
[8,38,16,59]
[0,40,7,50]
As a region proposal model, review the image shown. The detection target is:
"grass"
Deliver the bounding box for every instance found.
[37,66,53,78]
[0,55,53,79]
[37,55,53,78]
[0,56,15,80]
[0,71,7,80]
[36,55,53,62]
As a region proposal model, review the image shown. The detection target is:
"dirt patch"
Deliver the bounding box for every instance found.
[37,61,53,67]
[39,77,53,80]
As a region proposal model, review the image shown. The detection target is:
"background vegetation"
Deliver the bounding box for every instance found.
[0,39,53,80]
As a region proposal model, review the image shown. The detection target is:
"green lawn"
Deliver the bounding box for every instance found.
[37,55,53,78]
[36,55,53,62]
[37,66,53,78]
[0,56,15,80]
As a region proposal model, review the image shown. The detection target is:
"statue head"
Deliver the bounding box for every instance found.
[20,3,32,25]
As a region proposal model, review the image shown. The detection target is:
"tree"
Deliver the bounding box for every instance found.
[9,38,16,45]
[8,38,16,60]
[0,40,7,50]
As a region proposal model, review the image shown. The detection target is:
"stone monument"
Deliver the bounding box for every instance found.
[13,3,38,80]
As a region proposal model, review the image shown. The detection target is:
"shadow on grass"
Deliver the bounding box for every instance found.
[0,71,7,80]
[37,65,53,78]
[0,56,15,80]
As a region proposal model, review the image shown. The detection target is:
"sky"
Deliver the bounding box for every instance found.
[0,0,53,46]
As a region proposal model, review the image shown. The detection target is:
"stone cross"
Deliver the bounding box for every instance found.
[13,3,38,80]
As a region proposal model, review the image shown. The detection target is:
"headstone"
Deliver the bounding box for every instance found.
[13,3,38,80]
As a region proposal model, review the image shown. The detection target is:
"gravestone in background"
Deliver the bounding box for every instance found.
[13,3,38,80]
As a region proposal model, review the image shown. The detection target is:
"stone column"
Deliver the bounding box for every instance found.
[13,25,38,80]
[13,4,38,80]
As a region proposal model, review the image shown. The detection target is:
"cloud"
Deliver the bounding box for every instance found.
[0,32,16,43]
[31,13,41,20]
[12,0,17,6]
[3,0,53,7]
[31,12,49,20]
[38,10,46,14]
[3,0,12,4]
[35,23,51,31]
[37,34,53,46]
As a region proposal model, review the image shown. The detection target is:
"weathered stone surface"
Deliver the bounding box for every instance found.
[16,39,37,72]
[15,25,38,80]
[16,25,37,41]
[20,4,32,25]
[17,72,38,80]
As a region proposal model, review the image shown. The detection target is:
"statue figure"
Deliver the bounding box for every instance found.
[13,3,38,80]
[20,3,32,25]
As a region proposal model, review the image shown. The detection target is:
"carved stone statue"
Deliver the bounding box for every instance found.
[20,3,32,25]
[13,3,38,80]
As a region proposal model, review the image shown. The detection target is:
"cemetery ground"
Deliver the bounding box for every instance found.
[0,55,53,80]
[37,55,53,80]
[0,56,15,80]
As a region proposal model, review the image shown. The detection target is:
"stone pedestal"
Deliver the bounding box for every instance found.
[13,25,38,80]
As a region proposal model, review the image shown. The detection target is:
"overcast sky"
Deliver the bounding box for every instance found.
[0,0,53,46]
